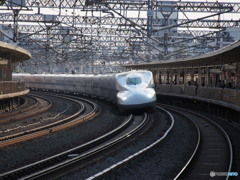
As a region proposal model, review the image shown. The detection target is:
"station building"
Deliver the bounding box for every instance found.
[124,40,240,121]
[0,41,31,113]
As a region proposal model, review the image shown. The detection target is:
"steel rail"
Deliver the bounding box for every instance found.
[0,95,82,140]
[0,113,136,179]
[0,95,51,124]
[0,95,97,148]
[0,96,38,119]
[0,95,45,124]
[7,94,53,121]
[166,107,201,180]
[87,106,175,180]
[23,113,147,180]
[162,105,233,180]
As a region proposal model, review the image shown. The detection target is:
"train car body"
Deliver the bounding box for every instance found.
[13,71,156,111]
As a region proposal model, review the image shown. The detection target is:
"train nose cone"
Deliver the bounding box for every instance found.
[117,88,156,105]
[131,88,156,103]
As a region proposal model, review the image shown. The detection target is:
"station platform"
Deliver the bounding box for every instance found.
[156,84,240,121]
[124,40,240,121]
[0,41,31,112]
[0,81,29,100]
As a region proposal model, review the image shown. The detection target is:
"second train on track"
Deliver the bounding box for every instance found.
[13,70,156,111]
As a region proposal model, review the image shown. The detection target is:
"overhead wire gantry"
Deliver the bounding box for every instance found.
[0,0,239,73]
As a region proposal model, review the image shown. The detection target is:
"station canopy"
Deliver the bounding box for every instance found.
[123,40,240,69]
[0,42,31,62]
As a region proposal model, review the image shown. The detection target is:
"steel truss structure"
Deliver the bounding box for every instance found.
[0,0,240,73]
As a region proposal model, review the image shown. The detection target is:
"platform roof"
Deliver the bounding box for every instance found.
[123,40,240,69]
[0,41,31,62]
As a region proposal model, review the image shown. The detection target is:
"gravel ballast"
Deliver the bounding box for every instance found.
[53,108,198,180]
[0,99,124,174]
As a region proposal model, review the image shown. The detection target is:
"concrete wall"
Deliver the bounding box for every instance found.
[0,81,26,96]
[156,84,240,107]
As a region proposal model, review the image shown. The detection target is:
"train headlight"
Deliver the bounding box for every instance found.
[145,88,155,98]
[117,91,130,101]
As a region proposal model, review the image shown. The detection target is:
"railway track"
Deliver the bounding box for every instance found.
[0,112,149,179]
[162,105,233,180]
[1,92,233,179]
[0,95,51,125]
[0,92,98,148]
[0,96,37,119]
[84,105,232,179]
[86,106,175,179]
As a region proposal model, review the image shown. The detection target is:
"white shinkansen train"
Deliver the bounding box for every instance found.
[13,71,156,111]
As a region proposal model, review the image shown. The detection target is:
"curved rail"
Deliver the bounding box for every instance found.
[0,96,43,124]
[167,108,201,180]
[163,105,233,180]
[0,96,38,119]
[0,113,137,179]
[0,95,52,125]
[87,106,175,180]
[0,95,97,148]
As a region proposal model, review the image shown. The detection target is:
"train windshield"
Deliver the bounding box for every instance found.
[126,77,142,85]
